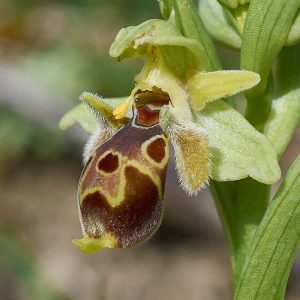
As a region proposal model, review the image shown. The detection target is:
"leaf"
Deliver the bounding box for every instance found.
[195,100,281,184]
[218,0,250,9]
[286,12,300,46]
[159,0,221,71]
[187,70,260,110]
[234,155,300,300]
[241,0,300,130]
[109,19,207,79]
[199,0,242,49]
[265,44,300,158]
[265,90,300,158]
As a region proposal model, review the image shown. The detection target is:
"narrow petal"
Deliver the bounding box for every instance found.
[59,94,129,134]
[186,70,260,110]
[80,92,129,127]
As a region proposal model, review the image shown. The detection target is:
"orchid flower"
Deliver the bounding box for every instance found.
[59,19,280,253]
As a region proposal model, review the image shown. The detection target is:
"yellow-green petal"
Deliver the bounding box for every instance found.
[80,92,129,128]
[186,70,260,110]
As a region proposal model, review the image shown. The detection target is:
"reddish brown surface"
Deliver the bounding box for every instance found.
[147,138,166,163]
[98,152,119,173]
[135,105,160,127]
[81,165,162,247]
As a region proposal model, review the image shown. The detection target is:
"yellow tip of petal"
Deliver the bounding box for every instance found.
[72,234,117,253]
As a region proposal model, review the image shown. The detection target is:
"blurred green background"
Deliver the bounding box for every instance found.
[0,1,299,300]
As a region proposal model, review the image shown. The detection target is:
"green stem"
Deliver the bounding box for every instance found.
[211,180,269,288]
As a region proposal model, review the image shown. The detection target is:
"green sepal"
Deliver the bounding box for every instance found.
[109,19,207,79]
[199,0,242,49]
[234,155,300,300]
[195,100,281,184]
[59,96,128,134]
[158,0,220,71]
[59,103,97,134]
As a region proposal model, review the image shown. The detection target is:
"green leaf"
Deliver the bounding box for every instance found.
[286,12,300,46]
[109,19,207,79]
[158,0,221,71]
[195,100,281,184]
[234,155,300,300]
[218,0,250,9]
[241,0,300,130]
[199,0,242,49]
[265,44,300,157]
[265,90,300,158]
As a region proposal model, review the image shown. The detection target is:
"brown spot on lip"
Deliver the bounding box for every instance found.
[135,105,160,127]
[98,152,119,173]
[80,165,163,247]
[147,138,166,163]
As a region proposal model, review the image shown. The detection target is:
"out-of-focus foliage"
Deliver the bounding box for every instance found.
[0,229,67,300]
[0,0,159,173]
[0,2,159,296]
[0,105,66,172]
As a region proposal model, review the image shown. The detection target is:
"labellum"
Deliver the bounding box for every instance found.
[73,91,170,252]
